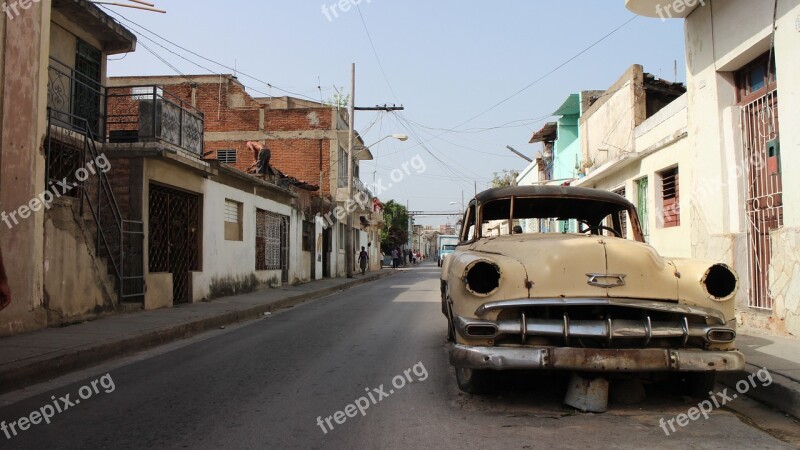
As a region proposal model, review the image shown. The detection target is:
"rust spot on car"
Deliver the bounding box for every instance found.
[550,348,670,371]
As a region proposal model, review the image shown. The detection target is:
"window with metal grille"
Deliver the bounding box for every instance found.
[256,209,288,271]
[660,168,680,228]
[224,200,243,241]
[217,149,237,164]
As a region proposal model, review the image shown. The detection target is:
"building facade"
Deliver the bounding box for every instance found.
[627,0,800,335]
[107,75,384,279]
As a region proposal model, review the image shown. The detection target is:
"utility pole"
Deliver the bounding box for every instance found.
[346,63,355,278]
[345,67,405,278]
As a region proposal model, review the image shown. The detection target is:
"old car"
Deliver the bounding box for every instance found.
[441,186,744,394]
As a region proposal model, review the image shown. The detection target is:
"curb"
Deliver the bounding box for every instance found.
[0,270,396,395]
[718,364,800,420]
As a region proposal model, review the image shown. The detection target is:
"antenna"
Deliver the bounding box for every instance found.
[91,0,166,13]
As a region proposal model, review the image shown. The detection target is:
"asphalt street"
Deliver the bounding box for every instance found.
[0,262,795,449]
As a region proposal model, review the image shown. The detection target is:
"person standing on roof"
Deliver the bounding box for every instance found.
[246,141,271,176]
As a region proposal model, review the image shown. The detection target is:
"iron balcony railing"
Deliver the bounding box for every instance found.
[106,84,204,156]
[46,57,205,156]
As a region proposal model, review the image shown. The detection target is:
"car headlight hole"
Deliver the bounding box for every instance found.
[465,261,500,296]
[703,264,738,300]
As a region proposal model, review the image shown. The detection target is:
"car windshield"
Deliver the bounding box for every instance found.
[478,196,633,239]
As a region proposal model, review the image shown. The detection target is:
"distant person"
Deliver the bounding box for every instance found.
[358,246,369,275]
[391,248,400,269]
[246,141,271,176]
[0,248,9,311]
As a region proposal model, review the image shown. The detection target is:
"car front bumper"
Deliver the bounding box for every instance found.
[449,344,745,372]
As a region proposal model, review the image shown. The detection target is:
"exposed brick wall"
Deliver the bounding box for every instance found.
[144,78,339,197]
[205,138,330,196]
[108,76,346,196]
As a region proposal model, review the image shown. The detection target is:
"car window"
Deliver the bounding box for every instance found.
[478,197,631,238]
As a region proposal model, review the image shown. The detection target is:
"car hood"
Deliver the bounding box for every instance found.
[464,234,679,301]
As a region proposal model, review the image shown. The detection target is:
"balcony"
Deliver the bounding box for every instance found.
[336,177,374,209]
[46,58,204,156]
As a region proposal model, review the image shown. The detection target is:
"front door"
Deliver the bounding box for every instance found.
[148,183,201,304]
[322,227,331,278]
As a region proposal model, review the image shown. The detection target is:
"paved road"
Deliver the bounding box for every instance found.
[0,263,794,449]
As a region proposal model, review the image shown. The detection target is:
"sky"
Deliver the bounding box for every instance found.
[105,1,687,227]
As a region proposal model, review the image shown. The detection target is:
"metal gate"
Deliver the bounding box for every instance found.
[741,89,781,310]
[149,184,201,304]
[256,210,290,283]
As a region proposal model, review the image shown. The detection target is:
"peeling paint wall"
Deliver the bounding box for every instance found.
[43,199,116,326]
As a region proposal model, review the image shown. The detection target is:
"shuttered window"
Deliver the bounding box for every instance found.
[660,167,680,228]
[224,200,243,241]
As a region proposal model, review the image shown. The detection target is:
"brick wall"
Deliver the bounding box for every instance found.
[145,78,338,197]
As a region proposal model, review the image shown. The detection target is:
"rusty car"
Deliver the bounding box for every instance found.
[441,186,744,394]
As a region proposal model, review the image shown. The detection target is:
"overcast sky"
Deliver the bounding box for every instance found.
[106,1,686,226]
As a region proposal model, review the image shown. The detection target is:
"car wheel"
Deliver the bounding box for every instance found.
[455,367,492,394]
[445,303,456,342]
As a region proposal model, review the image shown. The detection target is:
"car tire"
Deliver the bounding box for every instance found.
[455,367,492,394]
[445,303,456,342]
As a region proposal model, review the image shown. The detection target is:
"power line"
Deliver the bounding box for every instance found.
[447,16,638,132]
[355,4,400,103]
[100,6,322,102]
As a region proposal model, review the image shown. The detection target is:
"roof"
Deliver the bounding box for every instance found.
[54,0,136,54]
[529,122,557,144]
[474,185,634,209]
[553,94,580,116]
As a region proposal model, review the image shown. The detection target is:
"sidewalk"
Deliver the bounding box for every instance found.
[0,270,395,395]
[719,331,800,419]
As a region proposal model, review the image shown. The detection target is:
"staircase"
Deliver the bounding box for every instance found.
[45,108,145,305]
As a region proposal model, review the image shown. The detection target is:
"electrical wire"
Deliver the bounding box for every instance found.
[100,5,322,102]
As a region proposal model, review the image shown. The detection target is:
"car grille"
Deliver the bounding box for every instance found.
[457,300,735,350]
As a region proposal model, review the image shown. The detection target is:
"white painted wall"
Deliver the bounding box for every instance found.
[576,94,692,258]
[682,0,800,334]
[192,178,306,301]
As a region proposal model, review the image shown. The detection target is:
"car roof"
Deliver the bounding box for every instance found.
[474,185,635,209]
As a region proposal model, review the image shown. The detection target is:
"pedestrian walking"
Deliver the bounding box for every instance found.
[391,248,400,269]
[358,246,369,275]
